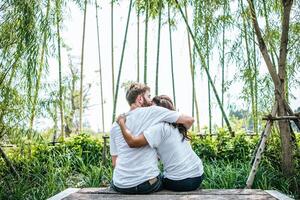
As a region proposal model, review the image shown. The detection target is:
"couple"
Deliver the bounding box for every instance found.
[109,83,204,194]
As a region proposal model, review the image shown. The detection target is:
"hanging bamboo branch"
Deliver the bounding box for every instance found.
[95,0,105,133]
[79,0,88,133]
[241,0,255,135]
[55,0,64,140]
[29,0,51,136]
[155,0,162,96]
[168,3,176,108]
[0,62,18,124]
[112,0,133,123]
[262,0,276,68]
[247,0,280,86]
[174,0,234,136]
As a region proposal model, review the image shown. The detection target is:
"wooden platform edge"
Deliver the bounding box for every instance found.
[47,188,295,200]
[47,188,80,200]
[265,190,294,200]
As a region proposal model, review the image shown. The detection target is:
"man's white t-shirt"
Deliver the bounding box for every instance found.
[144,123,204,180]
[110,106,180,188]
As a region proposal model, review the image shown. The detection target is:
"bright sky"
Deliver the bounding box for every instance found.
[38,1,299,133]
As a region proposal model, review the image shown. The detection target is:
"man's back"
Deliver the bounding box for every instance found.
[110,106,180,188]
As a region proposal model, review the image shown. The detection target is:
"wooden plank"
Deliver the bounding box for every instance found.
[155,189,268,195]
[47,188,80,200]
[265,190,294,200]
[78,188,267,195]
[63,193,276,200]
[262,116,300,120]
[78,187,116,194]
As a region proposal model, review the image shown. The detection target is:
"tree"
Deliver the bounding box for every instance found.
[247,0,295,176]
[63,52,91,136]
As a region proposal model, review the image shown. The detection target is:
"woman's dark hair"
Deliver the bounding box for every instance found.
[152,95,191,141]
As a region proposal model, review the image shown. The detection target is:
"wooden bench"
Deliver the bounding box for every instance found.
[48,187,294,200]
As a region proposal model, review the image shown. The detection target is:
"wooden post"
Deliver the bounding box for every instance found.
[102,135,109,165]
[246,102,278,188]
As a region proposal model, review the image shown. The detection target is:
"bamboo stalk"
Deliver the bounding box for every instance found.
[205,20,212,135]
[56,0,64,140]
[111,0,115,102]
[29,0,51,136]
[137,0,140,82]
[79,0,88,133]
[168,3,176,108]
[144,0,149,85]
[112,0,133,123]
[221,1,226,127]
[185,5,200,132]
[95,0,105,133]
[155,0,162,96]
[241,0,255,135]
[252,28,258,134]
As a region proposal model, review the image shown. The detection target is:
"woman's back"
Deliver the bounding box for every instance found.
[143,123,204,180]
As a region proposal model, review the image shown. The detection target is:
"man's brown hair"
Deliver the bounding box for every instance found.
[126,83,150,105]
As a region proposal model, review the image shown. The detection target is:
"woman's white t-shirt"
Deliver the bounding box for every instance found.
[144,123,204,180]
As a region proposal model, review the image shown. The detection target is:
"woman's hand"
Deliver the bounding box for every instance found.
[116,114,126,125]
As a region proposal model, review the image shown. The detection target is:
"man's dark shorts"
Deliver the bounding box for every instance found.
[111,174,163,194]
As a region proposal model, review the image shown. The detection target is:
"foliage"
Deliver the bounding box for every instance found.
[191,128,256,161]
[1,131,299,199]
[0,134,111,200]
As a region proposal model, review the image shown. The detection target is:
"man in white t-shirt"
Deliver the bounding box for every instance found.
[110,83,194,194]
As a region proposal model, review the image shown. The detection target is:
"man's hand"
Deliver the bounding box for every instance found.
[176,114,194,130]
[116,114,126,125]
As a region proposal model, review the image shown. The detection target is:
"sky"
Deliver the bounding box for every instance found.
[37,1,300,133]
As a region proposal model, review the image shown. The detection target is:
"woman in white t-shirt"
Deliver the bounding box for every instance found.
[116,95,204,191]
